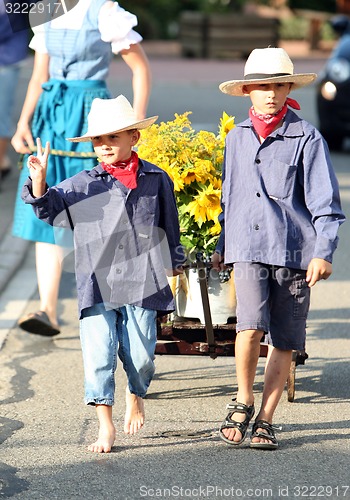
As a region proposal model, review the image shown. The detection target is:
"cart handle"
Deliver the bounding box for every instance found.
[196,253,218,360]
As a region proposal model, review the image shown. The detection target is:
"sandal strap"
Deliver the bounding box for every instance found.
[254,420,282,431]
[220,400,255,444]
[222,419,247,431]
[251,419,282,443]
[223,400,255,428]
[226,399,255,416]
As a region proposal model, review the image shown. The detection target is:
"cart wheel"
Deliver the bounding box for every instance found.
[287,351,297,402]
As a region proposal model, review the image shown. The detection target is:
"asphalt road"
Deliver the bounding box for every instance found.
[0,53,349,499]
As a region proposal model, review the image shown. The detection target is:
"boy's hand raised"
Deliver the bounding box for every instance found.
[27,138,50,198]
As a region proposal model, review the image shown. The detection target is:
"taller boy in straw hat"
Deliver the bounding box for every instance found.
[21,95,185,453]
[213,47,345,449]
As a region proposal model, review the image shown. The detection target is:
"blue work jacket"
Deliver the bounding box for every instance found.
[216,109,345,269]
[22,160,185,317]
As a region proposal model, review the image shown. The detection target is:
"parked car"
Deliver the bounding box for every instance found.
[316,15,350,150]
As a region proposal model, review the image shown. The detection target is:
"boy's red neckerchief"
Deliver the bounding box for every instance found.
[249,97,300,139]
[100,151,139,189]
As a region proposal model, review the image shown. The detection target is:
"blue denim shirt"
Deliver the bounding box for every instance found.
[216,109,345,269]
[22,160,185,317]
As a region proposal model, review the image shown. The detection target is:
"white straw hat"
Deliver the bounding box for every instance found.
[67,95,158,142]
[219,47,317,96]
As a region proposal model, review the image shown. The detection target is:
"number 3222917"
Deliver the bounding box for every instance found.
[5,2,61,14]
[293,485,349,497]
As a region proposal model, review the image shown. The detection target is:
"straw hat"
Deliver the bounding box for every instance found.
[219,47,317,97]
[67,95,158,142]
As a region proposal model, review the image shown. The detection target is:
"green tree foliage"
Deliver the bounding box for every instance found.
[120,0,248,39]
[120,0,337,39]
[119,0,200,38]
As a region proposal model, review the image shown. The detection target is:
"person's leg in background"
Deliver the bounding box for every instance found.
[17,242,63,335]
[35,241,63,330]
[0,63,20,178]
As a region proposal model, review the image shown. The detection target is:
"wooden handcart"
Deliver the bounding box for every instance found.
[156,255,308,402]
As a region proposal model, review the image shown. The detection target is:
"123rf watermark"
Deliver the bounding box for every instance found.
[139,485,350,498]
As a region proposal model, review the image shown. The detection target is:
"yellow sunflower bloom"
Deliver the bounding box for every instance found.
[219,111,235,140]
[137,111,234,255]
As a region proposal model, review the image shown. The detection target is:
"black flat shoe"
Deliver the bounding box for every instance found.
[18,311,60,336]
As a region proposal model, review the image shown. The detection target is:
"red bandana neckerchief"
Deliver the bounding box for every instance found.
[101,151,139,189]
[249,97,300,139]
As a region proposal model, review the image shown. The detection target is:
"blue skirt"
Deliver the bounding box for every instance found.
[13,79,111,244]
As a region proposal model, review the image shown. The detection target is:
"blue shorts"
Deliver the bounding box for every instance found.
[0,63,21,138]
[233,262,310,350]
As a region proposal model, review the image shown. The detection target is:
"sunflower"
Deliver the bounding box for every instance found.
[138,111,235,256]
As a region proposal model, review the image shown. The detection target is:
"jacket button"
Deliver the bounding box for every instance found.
[254,224,260,230]
[116,268,122,274]
[256,192,261,197]
[255,158,261,164]
[118,244,123,249]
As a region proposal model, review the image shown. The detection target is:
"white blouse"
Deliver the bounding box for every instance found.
[29,0,142,55]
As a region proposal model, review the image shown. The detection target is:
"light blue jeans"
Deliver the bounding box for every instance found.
[79,303,157,405]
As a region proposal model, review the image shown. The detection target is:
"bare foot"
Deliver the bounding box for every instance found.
[124,387,145,435]
[88,424,116,453]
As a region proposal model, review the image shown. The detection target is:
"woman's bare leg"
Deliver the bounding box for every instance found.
[35,241,63,329]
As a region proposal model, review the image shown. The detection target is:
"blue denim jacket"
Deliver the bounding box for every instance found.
[22,160,185,317]
[216,109,346,269]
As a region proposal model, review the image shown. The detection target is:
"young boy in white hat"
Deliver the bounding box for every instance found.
[213,47,345,449]
[21,95,185,453]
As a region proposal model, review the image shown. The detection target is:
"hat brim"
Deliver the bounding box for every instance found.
[219,73,317,96]
[67,116,158,142]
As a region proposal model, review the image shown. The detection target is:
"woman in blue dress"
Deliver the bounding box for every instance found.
[11,0,152,335]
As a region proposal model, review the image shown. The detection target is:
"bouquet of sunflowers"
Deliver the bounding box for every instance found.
[137,111,235,258]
